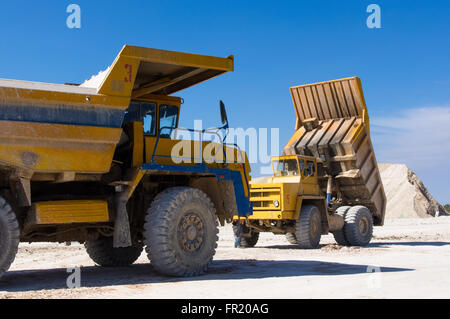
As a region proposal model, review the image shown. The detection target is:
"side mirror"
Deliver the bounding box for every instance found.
[220,100,229,126]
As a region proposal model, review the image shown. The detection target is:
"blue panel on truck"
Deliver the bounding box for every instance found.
[142,162,252,218]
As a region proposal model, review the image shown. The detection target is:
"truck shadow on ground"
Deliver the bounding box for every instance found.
[258,241,450,250]
[0,259,412,293]
[368,241,450,247]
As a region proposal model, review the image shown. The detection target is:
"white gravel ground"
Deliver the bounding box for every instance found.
[1,217,449,299]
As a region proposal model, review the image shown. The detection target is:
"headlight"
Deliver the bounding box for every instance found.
[274,200,280,208]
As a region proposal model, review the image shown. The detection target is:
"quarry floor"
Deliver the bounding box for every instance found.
[1,217,449,299]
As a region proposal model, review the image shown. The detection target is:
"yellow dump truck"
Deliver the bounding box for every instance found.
[234,77,386,249]
[0,45,253,279]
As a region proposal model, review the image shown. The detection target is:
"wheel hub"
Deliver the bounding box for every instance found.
[359,217,369,235]
[310,215,320,237]
[178,213,204,252]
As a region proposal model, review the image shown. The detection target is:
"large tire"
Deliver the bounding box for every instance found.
[344,206,373,247]
[144,187,218,277]
[285,233,298,245]
[232,224,259,248]
[85,236,143,267]
[0,197,20,280]
[332,206,351,246]
[295,205,322,249]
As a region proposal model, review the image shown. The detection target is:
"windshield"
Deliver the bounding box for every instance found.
[272,158,301,177]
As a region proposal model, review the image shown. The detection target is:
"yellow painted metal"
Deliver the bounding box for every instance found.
[145,138,242,166]
[130,122,144,167]
[298,157,320,196]
[33,200,109,224]
[125,169,146,201]
[134,94,182,106]
[98,45,234,97]
[248,181,300,220]
[144,136,251,197]
[0,82,130,109]
[235,155,320,222]
[235,210,296,220]
[122,45,234,71]
[284,130,306,157]
[0,80,129,175]
[250,183,282,211]
[98,55,140,97]
[0,120,122,173]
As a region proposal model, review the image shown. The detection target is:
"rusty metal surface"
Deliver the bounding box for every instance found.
[290,77,370,133]
[284,77,386,225]
[0,120,122,173]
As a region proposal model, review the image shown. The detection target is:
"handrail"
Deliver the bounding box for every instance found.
[149,126,252,215]
[151,126,242,167]
[223,142,250,192]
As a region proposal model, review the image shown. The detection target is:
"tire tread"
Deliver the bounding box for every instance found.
[344,205,373,247]
[295,205,322,249]
[332,206,351,246]
[0,198,20,279]
[144,187,218,277]
[85,237,143,267]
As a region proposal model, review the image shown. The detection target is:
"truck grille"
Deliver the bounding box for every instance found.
[250,186,281,210]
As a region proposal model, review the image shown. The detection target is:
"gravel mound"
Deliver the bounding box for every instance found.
[379,164,447,219]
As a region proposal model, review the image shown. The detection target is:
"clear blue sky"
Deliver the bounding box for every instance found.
[0,0,449,203]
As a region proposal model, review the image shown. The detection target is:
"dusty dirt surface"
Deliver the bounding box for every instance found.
[1,217,449,299]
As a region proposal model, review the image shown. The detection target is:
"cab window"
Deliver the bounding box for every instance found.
[123,102,141,123]
[123,101,157,137]
[299,159,305,173]
[142,103,157,136]
[273,158,300,177]
[303,161,316,177]
[159,105,178,138]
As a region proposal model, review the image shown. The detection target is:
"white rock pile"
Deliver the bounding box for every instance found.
[379,163,447,219]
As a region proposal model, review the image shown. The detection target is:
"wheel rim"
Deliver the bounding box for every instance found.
[178,213,205,252]
[359,216,369,236]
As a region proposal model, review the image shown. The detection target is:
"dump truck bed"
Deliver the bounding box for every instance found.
[0,45,234,175]
[283,77,386,225]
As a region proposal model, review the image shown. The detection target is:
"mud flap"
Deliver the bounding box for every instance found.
[113,198,132,248]
[112,168,145,248]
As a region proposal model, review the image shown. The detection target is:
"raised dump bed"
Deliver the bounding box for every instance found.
[283,77,386,225]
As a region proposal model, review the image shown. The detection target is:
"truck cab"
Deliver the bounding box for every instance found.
[116,94,182,168]
[233,154,329,248]
[272,155,320,196]
[246,155,321,221]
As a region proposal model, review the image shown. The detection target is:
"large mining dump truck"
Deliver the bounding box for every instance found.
[234,77,386,249]
[0,45,253,279]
